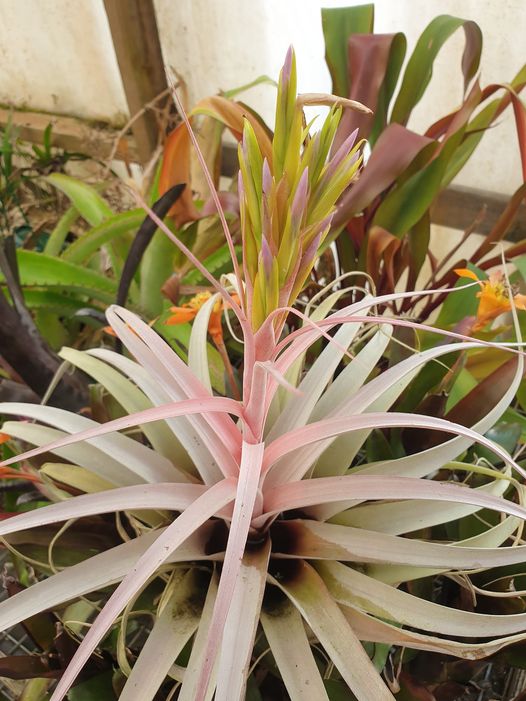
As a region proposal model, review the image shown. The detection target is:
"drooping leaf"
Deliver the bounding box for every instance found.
[46,174,112,227]
[390,15,482,126]
[62,210,144,264]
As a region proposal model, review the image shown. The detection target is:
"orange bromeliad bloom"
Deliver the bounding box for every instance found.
[455,268,526,330]
[165,291,238,346]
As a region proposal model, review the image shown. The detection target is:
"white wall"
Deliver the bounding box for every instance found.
[0,0,127,125]
[155,0,525,196]
[1,0,524,194]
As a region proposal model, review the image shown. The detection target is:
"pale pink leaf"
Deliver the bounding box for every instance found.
[48,478,237,701]
[195,442,265,701]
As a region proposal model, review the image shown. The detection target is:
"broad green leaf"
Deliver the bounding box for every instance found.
[434,263,482,328]
[390,15,482,125]
[46,173,112,226]
[66,671,116,701]
[21,289,91,314]
[372,128,466,236]
[322,4,375,98]
[4,250,117,303]
[34,309,68,349]
[139,229,176,317]
[62,210,143,264]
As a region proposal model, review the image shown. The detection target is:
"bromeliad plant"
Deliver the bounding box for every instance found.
[2,49,526,701]
[321,5,526,312]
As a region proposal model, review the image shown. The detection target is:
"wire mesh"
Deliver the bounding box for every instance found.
[0,549,35,700]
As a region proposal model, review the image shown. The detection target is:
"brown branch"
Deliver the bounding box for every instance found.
[0,293,88,411]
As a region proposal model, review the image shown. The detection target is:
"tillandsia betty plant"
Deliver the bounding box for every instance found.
[2,49,526,701]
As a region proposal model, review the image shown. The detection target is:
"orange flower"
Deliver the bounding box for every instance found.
[165,291,238,346]
[455,268,526,330]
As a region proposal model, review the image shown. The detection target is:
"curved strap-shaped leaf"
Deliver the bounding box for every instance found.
[188,293,222,394]
[319,560,526,638]
[3,250,117,303]
[259,475,526,528]
[60,347,190,471]
[261,597,330,700]
[333,32,406,149]
[194,442,264,700]
[374,81,482,236]
[273,561,395,701]
[117,185,186,309]
[87,348,198,477]
[332,124,435,227]
[272,518,526,571]
[333,471,511,534]
[61,210,144,264]
[2,421,140,487]
[0,484,211,539]
[48,479,236,701]
[343,604,526,659]
[215,539,270,701]
[106,307,240,482]
[119,569,203,701]
[46,173,112,226]
[0,402,179,484]
[178,573,219,701]
[159,94,272,223]
[0,523,215,633]
[390,15,482,126]
[322,4,375,99]
[438,65,526,187]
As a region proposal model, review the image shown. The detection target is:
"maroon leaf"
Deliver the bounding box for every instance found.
[333,124,435,227]
[333,33,406,150]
